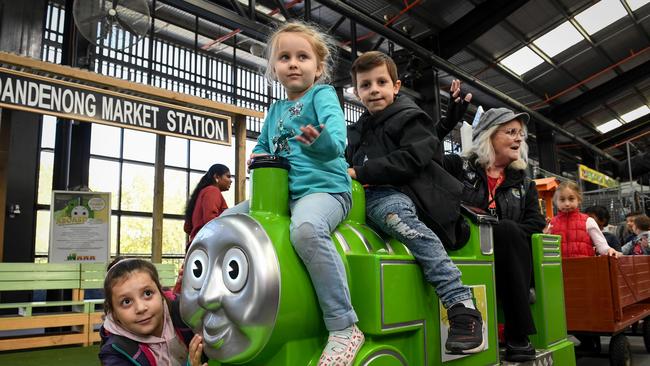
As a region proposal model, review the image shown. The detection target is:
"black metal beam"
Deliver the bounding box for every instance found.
[226,0,246,16]
[593,114,650,149]
[316,0,619,163]
[248,0,256,21]
[328,16,346,33]
[304,0,311,22]
[371,37,385,51]
[547,59,650,124]
[162,0,271,42]
[270,0,291,20]
[436,0,530,59]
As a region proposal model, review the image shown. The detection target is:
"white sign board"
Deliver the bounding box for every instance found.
[49,191,111,263]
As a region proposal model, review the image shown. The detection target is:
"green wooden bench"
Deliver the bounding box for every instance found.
[0,263,90,351]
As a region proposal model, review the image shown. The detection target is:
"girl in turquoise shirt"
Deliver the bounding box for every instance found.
[231,21,362,366]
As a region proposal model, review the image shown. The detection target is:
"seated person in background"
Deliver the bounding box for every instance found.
[621,215,650,255]
[346,51,484,355]
[584,205,622,252]
[544,181,620,258]
[618,211,641,245]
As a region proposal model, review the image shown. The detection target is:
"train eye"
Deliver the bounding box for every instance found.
[186,250,208,290]
[222,248,248,293]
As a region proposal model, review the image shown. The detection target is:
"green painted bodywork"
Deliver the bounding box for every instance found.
[209,164,575,365]
[529,233,576,364]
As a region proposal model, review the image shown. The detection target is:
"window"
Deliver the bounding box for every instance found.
[575,0,627,35]
[597,119,622,133]
[90,124,121,158]
[533,21,585,58]
[499,46,545,76]
[621,105,650,123]
[626,0,649,11]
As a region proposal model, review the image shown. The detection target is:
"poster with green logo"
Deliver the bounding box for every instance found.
[49,191,111,263]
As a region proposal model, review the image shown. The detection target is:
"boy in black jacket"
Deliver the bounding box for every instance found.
[345,51,483,354]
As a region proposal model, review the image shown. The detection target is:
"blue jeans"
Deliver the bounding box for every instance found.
[365,187,471,308]
[223,192,356,331]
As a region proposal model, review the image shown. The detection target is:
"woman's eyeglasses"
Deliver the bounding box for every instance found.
[500,128,527,139]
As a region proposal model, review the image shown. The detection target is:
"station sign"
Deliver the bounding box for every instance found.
[0,67,231,145]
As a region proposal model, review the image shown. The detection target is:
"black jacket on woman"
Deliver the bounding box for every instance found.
[443,154,545,238]
[346,95,468,248]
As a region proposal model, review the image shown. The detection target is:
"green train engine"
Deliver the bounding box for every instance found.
[179,156,575,365]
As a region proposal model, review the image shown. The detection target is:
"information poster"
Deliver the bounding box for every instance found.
[49,191,111,263]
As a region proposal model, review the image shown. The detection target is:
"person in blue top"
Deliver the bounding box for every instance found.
[225,21,361,366]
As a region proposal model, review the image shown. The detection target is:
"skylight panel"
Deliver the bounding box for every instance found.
[621,105,650,122]
[499,46,545,76]
[533,21,585,58]
[596,119,622,133]
[575,0,627,35]
[626,0,650,11]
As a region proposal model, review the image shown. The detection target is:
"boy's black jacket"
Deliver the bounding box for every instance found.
[346,95,468,249]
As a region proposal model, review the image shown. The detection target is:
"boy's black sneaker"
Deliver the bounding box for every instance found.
[445,303,485,354]
[504,336,536,362]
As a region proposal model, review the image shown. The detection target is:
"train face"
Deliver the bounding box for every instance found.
[179,214,281,361]
[179,156,575,366]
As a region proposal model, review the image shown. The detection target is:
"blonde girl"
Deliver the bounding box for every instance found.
[229,21,363,365]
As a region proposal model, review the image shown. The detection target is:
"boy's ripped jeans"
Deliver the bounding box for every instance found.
[365,187,472,308]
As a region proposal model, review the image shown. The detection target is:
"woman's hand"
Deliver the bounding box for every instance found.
[450,79,472,104]
[347,168,357,179]
[296,124,324,145]
[446,79,472,125]
[189,334,208,366]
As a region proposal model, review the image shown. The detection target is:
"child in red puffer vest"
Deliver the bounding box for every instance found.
[543,181,621,258]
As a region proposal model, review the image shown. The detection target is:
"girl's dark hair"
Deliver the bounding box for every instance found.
[103,257,164,315]
[184,164,230,222]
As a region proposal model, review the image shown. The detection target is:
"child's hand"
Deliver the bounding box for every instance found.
[189,334,208,366]
[295,124,323,145]
[607,248,622,258]
[347,168,357,179]
[542,218,552,234]
[247,153,268,166]
[638,235,649,248]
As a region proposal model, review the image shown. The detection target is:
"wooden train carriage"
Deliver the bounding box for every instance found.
[563,255,650,364]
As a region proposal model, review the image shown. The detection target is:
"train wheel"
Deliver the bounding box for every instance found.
[609,334,632,366]
[358,347,408,366]
[643,317,650,353]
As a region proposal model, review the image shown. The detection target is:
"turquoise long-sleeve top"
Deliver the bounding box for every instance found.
[253,84,351,199]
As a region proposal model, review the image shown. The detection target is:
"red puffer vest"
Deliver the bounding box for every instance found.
[551,209,594,257]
